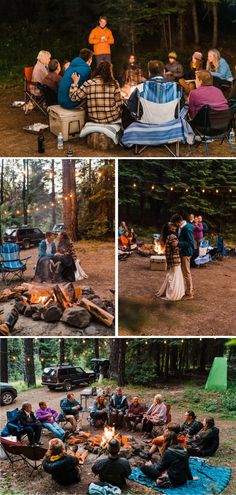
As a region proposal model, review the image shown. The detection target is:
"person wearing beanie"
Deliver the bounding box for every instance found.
[92,438,132,488]
[179,51,204,95]
[165,51,184,80]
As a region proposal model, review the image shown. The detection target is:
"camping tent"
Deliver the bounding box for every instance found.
[205,357,227,391]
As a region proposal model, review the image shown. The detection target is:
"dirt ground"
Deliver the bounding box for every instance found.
[119,253,236,336]
[0,384,235,495]
[0,88,235,158]
[0,241,115,336]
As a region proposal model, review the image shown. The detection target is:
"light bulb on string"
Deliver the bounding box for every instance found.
[133,182,137,188]
[185,188,189,192]
[151,185,155,190]
[170,187,174,191]
[229,189,232,193]
[202,189,205,193]
[216,189,219,194]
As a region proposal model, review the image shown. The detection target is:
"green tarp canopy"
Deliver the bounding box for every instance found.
[205,357,227,391]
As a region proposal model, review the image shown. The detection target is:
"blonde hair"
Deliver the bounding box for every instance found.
[206,49,220,72]
[37,50,51,64]
[45,438,65,460]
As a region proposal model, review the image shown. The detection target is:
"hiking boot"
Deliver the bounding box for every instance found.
[4,307,19,332]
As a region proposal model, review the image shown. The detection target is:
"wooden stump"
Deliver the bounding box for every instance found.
[87,132,116,150]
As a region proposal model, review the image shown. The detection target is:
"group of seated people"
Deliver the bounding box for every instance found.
[6,388,220,490]
[30,46,236,133]
[118,221,137,249]
[35,230,77,283]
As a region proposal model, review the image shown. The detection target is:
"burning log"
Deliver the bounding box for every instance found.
[53,285,70,311]
[80,298,114,328]
[0,288,22,302]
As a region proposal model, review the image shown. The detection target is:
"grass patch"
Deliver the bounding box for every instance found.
[183,386,236,416]
[11,378,43,393]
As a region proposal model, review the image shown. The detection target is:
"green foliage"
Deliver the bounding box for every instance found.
[119,160,236,237]
[125,361,157,386]
[183,386,236,416]
[223,390,236,412]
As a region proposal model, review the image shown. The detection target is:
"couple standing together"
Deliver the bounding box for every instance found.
[157,214,194,301]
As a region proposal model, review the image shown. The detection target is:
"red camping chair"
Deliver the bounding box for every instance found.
[0,437,47,474]
[23,66,47,115]
[165,403,172,424]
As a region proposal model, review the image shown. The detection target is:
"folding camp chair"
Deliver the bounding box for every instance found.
[37,83,58,107]
[0,437,46,474]
[23,66,47,115]
[194,240,212,267]
[0,243,31,285]
[1,408,25,441]
[121,81,192,156]
[189,104,234,154]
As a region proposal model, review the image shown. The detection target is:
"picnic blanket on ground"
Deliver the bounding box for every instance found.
[80,122,122,144]
[129,458,231,495]
[121,107,194,148]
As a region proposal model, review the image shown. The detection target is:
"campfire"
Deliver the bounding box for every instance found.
[100,425,115,449]
[0,283,115,329]
[153,239,165,255]
[68,425,132,455]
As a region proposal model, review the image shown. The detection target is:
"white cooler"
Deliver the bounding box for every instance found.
[150,255,167,271]
[48,105,85,141]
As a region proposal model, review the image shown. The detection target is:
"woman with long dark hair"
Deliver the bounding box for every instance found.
[52,231,76,282]
[69,61,122,123]
[141,431,193,489]
[156,222,185,301]
[187,417,219,456]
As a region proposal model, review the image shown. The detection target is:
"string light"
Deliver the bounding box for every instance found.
[229,189,232,193]
[185,188,189,192]
[202,189,205,193]
[164,340,167,344]
[133,182,137,188]
[170,187,174,191]
[151,185,155,190]
[216,189,219,193]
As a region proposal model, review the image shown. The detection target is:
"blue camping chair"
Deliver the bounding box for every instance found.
[194,240,212,266]
[1,408,26,441]
[0,243,31,284]
[121,81,193,156]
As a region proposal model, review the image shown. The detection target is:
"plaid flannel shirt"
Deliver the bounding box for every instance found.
[69,76,122,123]
[165,234,181,269]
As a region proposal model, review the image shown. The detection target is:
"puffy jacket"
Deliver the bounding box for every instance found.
[110,394,128,412]
[88,26,114,55]
[43,454,80,485]
[58,57,91,109]
[155,446,192,487]
[178,222,194,257]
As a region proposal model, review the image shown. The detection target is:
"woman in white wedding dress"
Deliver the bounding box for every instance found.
[156,223,185,301]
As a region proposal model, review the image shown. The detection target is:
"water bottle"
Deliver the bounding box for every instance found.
[57,132,64,150]
[38,132,45,153]
[229,128,235,145]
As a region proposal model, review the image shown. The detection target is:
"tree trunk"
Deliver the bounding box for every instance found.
[60,338,65,364]
[0,339,8,382]
[192,0,200,46]
[164,342,169,380]
[22,159,28,224]
[109,340,119,378]
[167,14,172,49]
[94,339,99,359]
[178,14,184,50]
[51,159,56,226]
[199,341,206,372]
[24,339,36,387]
[212,2,218,47]
[118,340,126,387]
[62,159,78,241]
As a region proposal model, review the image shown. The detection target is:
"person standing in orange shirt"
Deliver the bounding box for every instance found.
[89,16,114,66]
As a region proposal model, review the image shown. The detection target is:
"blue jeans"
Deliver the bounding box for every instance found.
[42,422,65,440]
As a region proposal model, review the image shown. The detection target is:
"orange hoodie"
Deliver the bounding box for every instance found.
[88,26,114,55]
